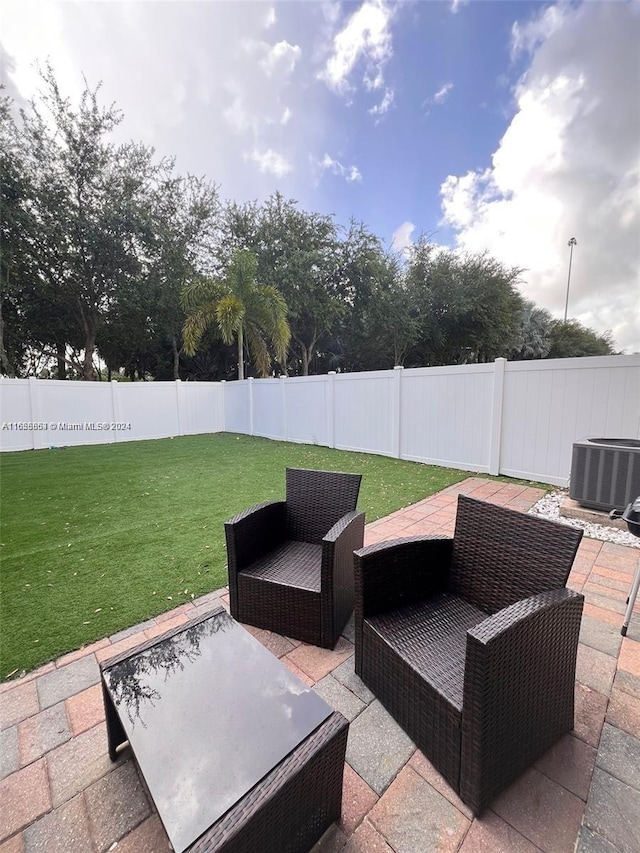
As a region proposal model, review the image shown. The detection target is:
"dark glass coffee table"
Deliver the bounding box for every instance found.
[100,607,348,853]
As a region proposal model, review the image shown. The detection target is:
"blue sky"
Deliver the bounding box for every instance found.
[2,1,639,352]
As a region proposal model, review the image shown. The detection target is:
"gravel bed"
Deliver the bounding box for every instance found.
[529,490,639,549]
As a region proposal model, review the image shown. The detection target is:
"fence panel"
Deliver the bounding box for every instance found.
[181,382,224,436]
[251,379,284,441]
[113,383,179,442]
[2,356,638,488]
[401,365,494,471]
[500,356,640,485]
[0,380,37,451]
[284,376,329,446]
[223,380,251,434]
[35,379,116,448]
[332,371,394,456]
[0,378,226,450]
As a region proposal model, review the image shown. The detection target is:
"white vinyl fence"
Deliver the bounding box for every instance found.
[1,355,638,486]
[0,378,224,452]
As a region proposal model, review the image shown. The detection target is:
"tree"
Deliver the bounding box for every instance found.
[255,193,343,375]
[98,173,220,380]
[374,275,421,368]
[217,200,261,269]
[145,174,220,379]
[181,249,290,379]
[5,67,168,379]
[0,95,28,376]
[332,221,418,371]
[547,320,616,358]
[2,68,222,381]
[509,299,554,360]
[404,240,524,366]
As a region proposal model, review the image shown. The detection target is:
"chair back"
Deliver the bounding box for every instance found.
[450,495,583,614]
[285,468,362,543]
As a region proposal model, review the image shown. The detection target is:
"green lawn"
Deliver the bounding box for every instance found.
[0,432,524,678]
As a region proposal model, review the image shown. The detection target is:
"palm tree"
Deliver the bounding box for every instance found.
[510,299,553,360]
[181,250,290,379]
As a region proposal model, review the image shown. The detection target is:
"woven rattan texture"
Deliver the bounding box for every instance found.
[226,469,364,648]
[354,495,585,815]
[355,537,453,620]
[461,588,584,813]
[224,502,287,616]
[237,572,322,646]
[367,593,488,710]
[241,541,323,591]
[187,712,349,853]
[323,511,366,648]
[450,495,583,614]
[361,620,463,790]
[285,469,362,543]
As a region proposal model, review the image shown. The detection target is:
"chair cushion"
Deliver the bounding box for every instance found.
[366,593,488,711]
[239,541,322,593]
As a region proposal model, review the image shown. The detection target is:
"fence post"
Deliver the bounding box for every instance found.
[28,377,41,449]
[248,378,254,436]
[220,381,226,433]
[280,375,288,441]
[327,372,336,449]
[175,379,184,436]
[489,358,507,475]
[110,380,119,443]
[391,366,404,459]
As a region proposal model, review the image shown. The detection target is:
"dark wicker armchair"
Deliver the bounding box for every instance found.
[354,494,584,815]
[225,468,365,649]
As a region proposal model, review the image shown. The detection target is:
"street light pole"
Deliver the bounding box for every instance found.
[564,237,577,322]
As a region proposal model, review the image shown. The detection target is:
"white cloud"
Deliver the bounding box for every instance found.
[422,81,454,114]
[223,95,252,134]
[246,148,293,177]
[259,40,302,78]
[450,0,470,14]
[369,86,394,117]
[263,6,276,29]
[439,1,640,353]
[391,221,415,255]
[319,0,394,95]
[1,1,322,205]
[432,82,454,105]
[319,153,362,183]
[0,0,82,105]
[322,1,342,27]
[510,4,565,60]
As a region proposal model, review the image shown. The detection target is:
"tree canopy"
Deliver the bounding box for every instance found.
[1,68,219,381]
[0,71,618,380]
[547,321,616,359]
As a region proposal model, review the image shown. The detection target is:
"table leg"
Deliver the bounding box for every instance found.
[101,679,127,761]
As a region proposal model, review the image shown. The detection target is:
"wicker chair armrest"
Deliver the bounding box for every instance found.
[320,511,365,647]
[323,511,366,546]
[461,587,584,814]
[322,511,366,576]
[467,587,583,646]
[354,536,453,618]
[224,501,287,573]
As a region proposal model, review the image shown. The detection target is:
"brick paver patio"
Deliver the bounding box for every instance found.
[1,477,638,853]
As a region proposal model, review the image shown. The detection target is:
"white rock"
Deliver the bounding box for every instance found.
[528,490,639,549]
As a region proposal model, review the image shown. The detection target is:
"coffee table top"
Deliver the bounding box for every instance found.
[101,608,332,853]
